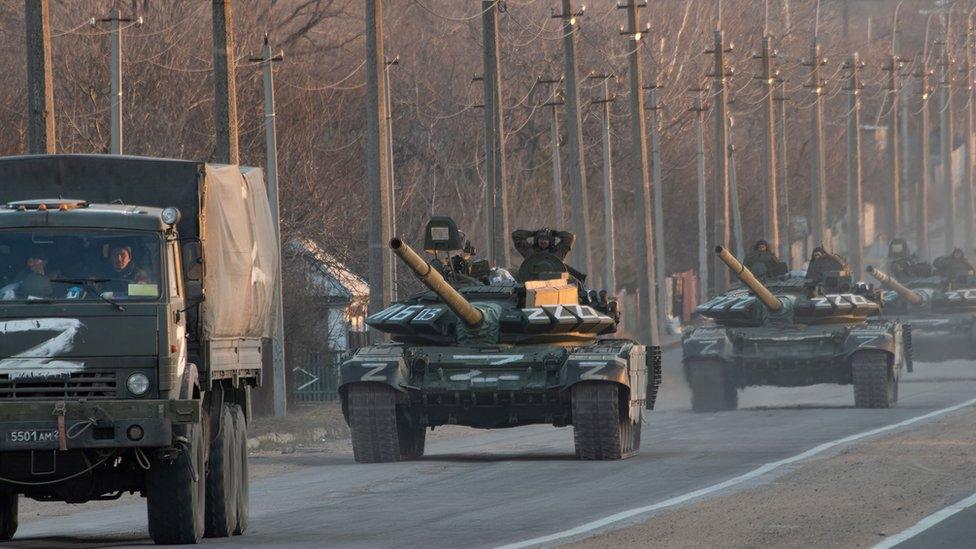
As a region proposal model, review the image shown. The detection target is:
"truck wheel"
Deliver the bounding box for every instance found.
[230,404,249,535]
[685,359,738,413]
[0,492,17,541]
[853,351,897,408]
[347,384,408,463]
[572,382,636,460]
[147,420,206,544]
[205,404,239,537]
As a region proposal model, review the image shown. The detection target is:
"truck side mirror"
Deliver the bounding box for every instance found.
[181,240,203,281]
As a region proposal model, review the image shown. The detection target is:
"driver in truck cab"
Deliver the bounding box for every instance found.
[100,243,153,296]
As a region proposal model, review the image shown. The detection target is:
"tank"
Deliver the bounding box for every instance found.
[682,247,909,412]
[338,218,660,462]
[869,266,976,361]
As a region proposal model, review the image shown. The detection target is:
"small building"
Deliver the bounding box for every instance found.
[288,238,369,352]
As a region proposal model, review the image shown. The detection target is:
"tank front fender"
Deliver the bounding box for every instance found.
[338,346,410,393]
[845,322,905,372]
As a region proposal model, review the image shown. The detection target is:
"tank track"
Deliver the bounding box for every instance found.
[348,384,402,463]
[852,351,897,408]
[646,346,664,410]
[571,382,637,460]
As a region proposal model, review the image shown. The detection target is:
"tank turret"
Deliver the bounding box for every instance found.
[390,237,484,327]
[715,246,783,312]
[867,265,924,306]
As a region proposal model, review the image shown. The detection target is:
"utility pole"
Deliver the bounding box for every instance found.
[248,35,287,417]
[94,10,141,155]
[727,117,745,258]
[384,56,398,300]
[965,15,976,252]
[647,79,667,336]
[883,55,904,240]
[25,0,56,154]
[554,0,592,276]
[212,0,239,164]
[938,18,955,253]
[776,80,793,264]
[690,85,710,302]
[803,37,828,247]
[707,30,733,292]
[591,74,616,292]
[618,0,659,346]
[845,53,865,277]
[915,52,933,260]
[365,0,392,334]
[755,35,780,252]
[482,0,510,267]
[538,77,565,226]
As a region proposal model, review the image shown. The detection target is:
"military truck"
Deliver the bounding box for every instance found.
[0,155,280,544]
[682,247,908,412]
[869,266,976,361]
[339,218,660,461]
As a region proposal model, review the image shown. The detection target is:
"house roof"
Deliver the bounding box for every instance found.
[290,238,369,300]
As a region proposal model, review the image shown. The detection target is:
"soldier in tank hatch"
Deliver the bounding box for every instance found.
[805,246,848,282]
[512,228,575,261]
[743,239,788,279]
[933,248,975,281]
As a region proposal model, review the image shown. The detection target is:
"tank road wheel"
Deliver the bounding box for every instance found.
[348,384,422,463]
[205,403,239,538]
[230,404,249,535]
[852,351,898,408]
[147,419,206,544]
[571,382,637,460]
[0,492,17,541]
[685,359,738,413]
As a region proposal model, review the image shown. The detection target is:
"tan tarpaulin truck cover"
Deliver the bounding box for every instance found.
[201,164,278,339]
[0,154,279,340]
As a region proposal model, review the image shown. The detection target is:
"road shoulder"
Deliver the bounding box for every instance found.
[569,407,976,549]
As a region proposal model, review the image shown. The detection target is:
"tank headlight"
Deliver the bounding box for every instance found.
[161,207,181,226]
[126,373,150,396]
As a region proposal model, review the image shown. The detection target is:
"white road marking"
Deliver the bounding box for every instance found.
[498,397,976,549]
[872,491,976,549]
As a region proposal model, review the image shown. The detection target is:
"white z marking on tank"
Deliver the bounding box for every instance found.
[359,362,388,381]
[449,370,483,381]
[0,318,85,380]
[452,354,524,365]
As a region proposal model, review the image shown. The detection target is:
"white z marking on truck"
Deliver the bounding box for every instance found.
[0,318,85,380]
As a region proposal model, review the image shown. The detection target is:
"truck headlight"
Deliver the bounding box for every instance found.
[126,373,150,396]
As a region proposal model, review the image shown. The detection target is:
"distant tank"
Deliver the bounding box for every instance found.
[682,247,909,411]
[338,218,660,462]
[868,266,976,361]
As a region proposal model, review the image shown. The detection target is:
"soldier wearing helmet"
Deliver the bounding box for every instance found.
[512,228,575,261]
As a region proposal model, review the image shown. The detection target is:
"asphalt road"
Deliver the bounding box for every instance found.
[9,347,976,548]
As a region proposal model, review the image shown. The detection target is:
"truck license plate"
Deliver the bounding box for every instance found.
[7,429,58,444]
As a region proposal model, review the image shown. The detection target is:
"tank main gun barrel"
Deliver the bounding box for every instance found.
[390,238,484,327]
[867,266,924,305]
[714,246,783,312]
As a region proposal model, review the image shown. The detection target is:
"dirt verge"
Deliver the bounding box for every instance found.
[570,407,976,549]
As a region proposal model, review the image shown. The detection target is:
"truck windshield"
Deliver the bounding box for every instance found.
[0,229,162,302]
